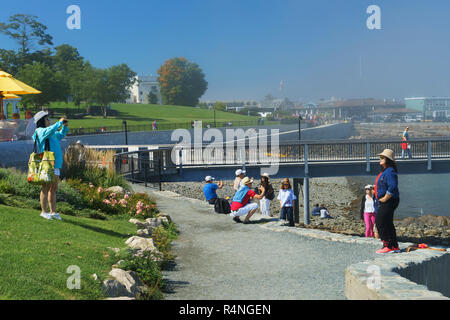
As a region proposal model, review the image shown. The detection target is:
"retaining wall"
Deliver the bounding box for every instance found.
[345,248,450,300]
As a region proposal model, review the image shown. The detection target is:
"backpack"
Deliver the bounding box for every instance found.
[214,198,231,214]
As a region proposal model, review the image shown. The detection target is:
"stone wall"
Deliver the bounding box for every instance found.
[345,248,450,300]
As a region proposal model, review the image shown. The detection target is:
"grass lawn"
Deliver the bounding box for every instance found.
[44,102,262,129]
[0,205,137,300]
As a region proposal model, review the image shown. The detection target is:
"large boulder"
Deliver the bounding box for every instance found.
[129,218,150,230]
[125,236,156,252]
[103,269,145,298]
[145,217,169,228]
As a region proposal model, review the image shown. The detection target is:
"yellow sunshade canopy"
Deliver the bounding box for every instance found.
[3,94,20,100]
[0,71,41,95]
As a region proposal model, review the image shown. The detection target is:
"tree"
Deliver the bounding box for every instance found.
[148,91,159,104]
[157,57,207,107]
[0,49,19,74]
[214,102,227,112]
[16,62,63,109]
[88,64,136,118]
[0,14,53,67]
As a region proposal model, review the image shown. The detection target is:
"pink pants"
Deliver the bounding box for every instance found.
[364,212,376,238]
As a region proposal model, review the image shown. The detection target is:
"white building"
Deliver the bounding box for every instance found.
[126,75,162,104]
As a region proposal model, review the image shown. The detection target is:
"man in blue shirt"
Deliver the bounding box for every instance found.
[203,176,223,204]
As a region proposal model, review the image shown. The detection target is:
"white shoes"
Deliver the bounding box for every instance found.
[50,213,63,221]
[40,212,53,220]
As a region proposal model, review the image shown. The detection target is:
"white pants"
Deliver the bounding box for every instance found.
[230,202,258,217]
[260,197,271,216]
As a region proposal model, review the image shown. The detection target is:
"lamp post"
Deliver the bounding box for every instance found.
[122,120,128,145]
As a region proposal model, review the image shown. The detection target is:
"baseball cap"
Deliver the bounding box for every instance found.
[34,111,49,124]
[235,169,246,176]
[205,176,215,182]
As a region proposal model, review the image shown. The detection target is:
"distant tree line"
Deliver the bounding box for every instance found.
[0,14,136,117]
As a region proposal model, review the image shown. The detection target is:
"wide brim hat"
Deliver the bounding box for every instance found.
[34,111,49,124]
[241,177,254,185]
[377,149,395,162]
[262,173,270,178]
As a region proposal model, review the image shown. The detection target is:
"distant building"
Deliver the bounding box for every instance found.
[405,97,450,120]
[126,75,161,104]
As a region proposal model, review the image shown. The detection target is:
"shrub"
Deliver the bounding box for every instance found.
[0,179,14,194]
[152,222,179,265]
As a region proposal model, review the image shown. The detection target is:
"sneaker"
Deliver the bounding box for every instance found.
[233,217,242,223]
[40,212,53,220]
[51,213,62,221]
[393,247,401,253]
[376,247,396,254]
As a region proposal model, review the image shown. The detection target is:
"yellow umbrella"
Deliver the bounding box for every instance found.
[3,94,20,100]
[0,70,41,117]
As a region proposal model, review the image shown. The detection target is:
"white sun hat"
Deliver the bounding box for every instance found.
[34,111,49,124]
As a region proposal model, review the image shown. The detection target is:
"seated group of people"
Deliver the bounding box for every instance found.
[203,170,302,225]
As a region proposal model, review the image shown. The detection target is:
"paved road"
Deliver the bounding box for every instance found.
[133,184,381,300]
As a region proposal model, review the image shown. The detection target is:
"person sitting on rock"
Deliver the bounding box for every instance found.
[230,177,265,224]
[312,204,321,216]
[319,204,332,219]
[203,176,223,205]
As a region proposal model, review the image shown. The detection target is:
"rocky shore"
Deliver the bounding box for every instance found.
[160,177,449,247]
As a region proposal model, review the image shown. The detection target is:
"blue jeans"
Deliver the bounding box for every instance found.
[401,149,412,159]
[280,206,293,221]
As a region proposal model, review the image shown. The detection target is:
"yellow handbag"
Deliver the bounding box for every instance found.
[27,138,55,185]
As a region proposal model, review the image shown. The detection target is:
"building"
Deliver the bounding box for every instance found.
[405,97,450,120]
[126,75,162,104]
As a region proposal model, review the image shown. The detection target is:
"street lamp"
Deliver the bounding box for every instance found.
[122,120,128,145]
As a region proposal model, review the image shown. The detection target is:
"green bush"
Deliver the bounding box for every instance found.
[0,179,14,194]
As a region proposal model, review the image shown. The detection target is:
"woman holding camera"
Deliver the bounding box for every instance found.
[32,111,69,220]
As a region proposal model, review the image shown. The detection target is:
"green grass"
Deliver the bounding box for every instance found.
[45,102,262,129]
[0,205,137,300]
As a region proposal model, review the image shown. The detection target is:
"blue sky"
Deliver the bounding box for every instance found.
[1,0,450,101]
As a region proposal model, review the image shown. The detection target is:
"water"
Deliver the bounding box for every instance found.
[349,174,450,219]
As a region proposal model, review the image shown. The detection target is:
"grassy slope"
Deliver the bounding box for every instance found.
[0,205,136,300]
[45,102,260,129]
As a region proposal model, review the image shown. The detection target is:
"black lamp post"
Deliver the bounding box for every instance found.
[122,120,128,145]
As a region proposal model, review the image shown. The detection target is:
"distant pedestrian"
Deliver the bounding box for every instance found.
[374,149,400,254]
[277,178,297,224]
[257,173,275,217]
[401,136,412,159]
[230,177,265,224]
[203,176,223,205]
[360,185,377,238]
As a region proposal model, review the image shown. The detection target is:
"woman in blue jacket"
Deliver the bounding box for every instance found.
[374,149,400,254]
[32,111,69,221]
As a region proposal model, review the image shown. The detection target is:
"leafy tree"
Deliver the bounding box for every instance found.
[16,62,63,109]
[88,64,136,118]
[148,91,159,104]
[214,102,227,112]
[0,49,19,74]
[0,14,53,68]
[157,57,207,107]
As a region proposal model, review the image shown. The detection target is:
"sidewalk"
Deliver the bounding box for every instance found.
[132,184,381,300]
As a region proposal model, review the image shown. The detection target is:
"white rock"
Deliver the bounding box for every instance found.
[129,218,149,229]
[106,186,125,194]
[103,269,145,298]
[125,236,156,251]
[145,217,169,228]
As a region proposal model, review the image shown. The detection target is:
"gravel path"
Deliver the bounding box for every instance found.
[132,183,381,300]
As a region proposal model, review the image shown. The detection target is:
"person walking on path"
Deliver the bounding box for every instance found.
[32,112,69,221]
[230,177,265,224]
[374,149,400,254]
[360,185,377,238]
[277,178,297,224]
[401,126,412,159]
[257,173,275,217]
[203,176,223,205]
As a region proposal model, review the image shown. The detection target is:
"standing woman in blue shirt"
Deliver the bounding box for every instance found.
[374,149,400,254]
[32,111,69,221]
